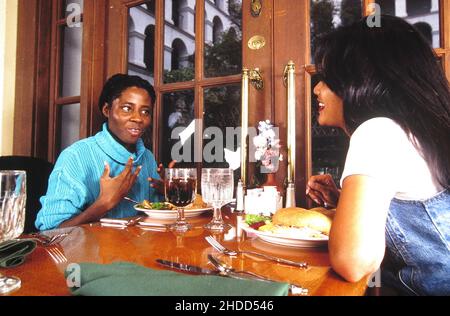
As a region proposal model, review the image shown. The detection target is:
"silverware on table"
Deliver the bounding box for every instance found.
[46,246,68,264]
[30,232,70,247]
[208,254,309,296]
[156,258,268,282]
[205,235,308,268]
[100,216,144,227]
[208,254,271,280]
[156,259,219,275]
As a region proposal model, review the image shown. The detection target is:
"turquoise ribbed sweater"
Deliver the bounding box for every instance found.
[35,124,161,231]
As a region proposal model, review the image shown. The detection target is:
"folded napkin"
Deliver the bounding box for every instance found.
[0,239,37,268]
[66,262,289,296]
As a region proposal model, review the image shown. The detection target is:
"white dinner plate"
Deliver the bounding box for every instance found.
[134,205,212,219]
[241,223,328,248]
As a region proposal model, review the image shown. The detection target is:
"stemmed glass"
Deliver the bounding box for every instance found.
[165,168,197,232]
[0,170,26,294]
[202,168,234,232]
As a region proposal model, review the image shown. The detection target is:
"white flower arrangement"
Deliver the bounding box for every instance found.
[253,120,282,173]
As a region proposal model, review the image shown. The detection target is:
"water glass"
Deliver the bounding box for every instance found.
[0,170,26,294]
[201,168,234,232]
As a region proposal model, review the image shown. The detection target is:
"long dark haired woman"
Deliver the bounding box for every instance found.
[307,15,450,295]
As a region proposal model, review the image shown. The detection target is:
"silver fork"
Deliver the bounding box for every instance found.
[31,232,69,247]
[46,247,68,264]
[208,254,308,296]
[205,236,308,268]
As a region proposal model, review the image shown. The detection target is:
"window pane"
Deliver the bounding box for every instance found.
[161,90,195,166]
[60,103,80,152]
[163,0,195,83]
[310,74,349,186]
[310,0,362,62]
[375,0,440,48]
[204,0,242,78]
[128,2,156,85]
[203,84,241,168]
[60,23,83,97]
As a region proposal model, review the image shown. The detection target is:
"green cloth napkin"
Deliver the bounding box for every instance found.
[66,262,290,296]
[0,238,37,268]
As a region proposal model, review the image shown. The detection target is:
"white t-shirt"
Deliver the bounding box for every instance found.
[340,117,441,200]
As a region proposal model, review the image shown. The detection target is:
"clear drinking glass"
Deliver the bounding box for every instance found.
[0,170,26,294]
[202,168,234,232]
[165,168,197,232]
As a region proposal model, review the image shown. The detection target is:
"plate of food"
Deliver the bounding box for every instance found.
[241,207,334,248]
[134,194,212,219]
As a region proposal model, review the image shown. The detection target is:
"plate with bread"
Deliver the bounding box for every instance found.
[241,207,334,248]
[134,194,212,219]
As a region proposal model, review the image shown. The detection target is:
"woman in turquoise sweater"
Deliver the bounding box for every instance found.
[36,74,163,231]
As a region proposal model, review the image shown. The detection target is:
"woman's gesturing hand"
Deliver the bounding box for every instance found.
[306,174,340,208]
[99,157,142,210]
[148,160,176,195]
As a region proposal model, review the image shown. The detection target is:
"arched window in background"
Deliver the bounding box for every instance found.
[414,21,433,45]
[406,0,431,16]
[144,24,155,73]
[145,0,155,14]
[212,16,223,44]
[172,0,180,27]
[171,38,188,70]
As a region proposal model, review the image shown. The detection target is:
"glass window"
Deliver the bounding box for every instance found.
[60,103,80,151]
[60,23,83,98]
[161,90,195,166]
[128,3,156,85]
[375,0,439,48]
[163,0,195,83]
[310,0,362,62]
[310,74,349,186]
[204,0,242,78]
[203,84,241,168]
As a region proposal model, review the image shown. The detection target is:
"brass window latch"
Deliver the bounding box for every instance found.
[249,68,264,90]
[251,0,262,17]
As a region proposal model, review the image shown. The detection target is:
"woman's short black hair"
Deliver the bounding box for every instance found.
[98,73,156,112]
[314,15,450,188]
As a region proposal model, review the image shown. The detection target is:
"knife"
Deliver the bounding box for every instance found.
[156,259,272,282]
[156,259,220,275]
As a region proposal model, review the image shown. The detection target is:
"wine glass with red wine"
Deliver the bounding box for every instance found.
[165,168,197,232]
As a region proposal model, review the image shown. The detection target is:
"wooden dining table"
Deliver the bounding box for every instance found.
[8,208,368,296]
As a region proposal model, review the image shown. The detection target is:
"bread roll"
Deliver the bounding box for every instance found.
[272,207,332,235]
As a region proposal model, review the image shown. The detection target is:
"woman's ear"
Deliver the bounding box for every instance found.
[102,103,110,118]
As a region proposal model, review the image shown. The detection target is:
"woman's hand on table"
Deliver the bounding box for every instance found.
[306,174,340,208]
[148,160,177,195]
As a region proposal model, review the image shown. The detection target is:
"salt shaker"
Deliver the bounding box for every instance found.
[285,182,296,208]
[236,179,245,212]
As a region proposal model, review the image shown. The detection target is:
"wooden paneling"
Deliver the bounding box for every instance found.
[272,0,309,207]
[80,0,108,137]
[241,0,274,186]
[14,0,52,159]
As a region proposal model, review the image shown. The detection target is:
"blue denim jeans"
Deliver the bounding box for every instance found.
[382,189,450,295]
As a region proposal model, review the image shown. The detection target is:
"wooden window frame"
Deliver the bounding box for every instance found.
[107,0,242,172]
[14,0,107,162]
